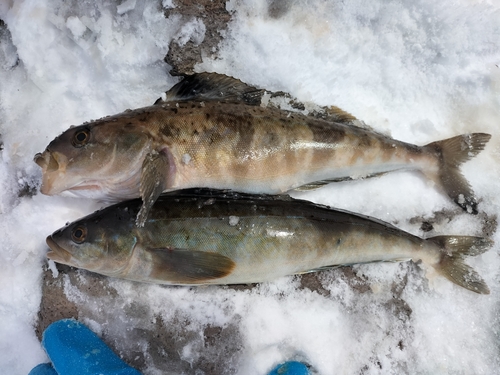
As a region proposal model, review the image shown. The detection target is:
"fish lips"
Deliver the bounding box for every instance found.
[34,151,48,169]
[34,151,76,195]
[46,235,73,264]
[34,150,59,171]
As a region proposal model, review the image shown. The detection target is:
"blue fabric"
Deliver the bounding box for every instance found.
[28,363,58,375]
[41,319,141,375]
[268,361,310,375]
[33,319,308,375]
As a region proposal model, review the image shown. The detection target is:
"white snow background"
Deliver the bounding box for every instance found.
[1,0,500,374]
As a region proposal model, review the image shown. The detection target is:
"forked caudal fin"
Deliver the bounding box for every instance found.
[428,235,492,294]
[425,133,491,214]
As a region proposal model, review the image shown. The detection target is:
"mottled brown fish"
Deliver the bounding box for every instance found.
[34,73,491,225]
[46,189,491,294]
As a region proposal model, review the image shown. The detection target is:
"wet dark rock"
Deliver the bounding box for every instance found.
[17,181,38,198]
[164,0,232,76]
[420,221,434,232]
[36,265,79,341]
[409,207,498,238]
[298,272,331,297]
[267,0,291,19]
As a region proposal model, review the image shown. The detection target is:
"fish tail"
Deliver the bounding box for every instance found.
[425,133,491,214]
[428,235,492,294]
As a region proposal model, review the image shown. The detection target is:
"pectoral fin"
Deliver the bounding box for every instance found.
[147,248,236,284]
[137,150,169,227]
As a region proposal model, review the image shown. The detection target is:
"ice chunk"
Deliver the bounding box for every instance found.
[117,0,137,16]
[66,16,87,38]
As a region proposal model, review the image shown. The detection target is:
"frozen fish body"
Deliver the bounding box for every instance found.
[46,189,491,294]
[34,73,491,225]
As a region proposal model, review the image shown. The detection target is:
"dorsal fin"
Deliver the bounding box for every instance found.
[155,72,359,125]
[156,72,265,106]
[265,91,358,125]
[309,105,358,124]
[266,90,357,124]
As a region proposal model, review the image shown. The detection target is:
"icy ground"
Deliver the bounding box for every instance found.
[1,0,500,374]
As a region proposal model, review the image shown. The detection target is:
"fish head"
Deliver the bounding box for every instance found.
[46,207,138,275]
[34,121,151,198]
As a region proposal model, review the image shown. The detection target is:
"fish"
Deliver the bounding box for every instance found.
[34,73,491,226]
[46,188,491,294]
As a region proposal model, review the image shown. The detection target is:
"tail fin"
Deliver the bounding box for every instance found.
[428,235,492,294]
[425,133,491,214]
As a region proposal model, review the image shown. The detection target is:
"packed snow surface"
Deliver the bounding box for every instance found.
[1,0,500,374]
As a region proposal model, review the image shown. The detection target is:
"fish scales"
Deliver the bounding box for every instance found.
[46,189,491,293]
[115,101,433,192]
[34,73,491,224]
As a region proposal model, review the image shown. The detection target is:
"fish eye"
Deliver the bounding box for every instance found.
[72,128,90,148]
[71,225,87,244]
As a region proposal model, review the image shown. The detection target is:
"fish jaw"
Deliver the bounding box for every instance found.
[34,151,48,170]
[46,235,73,264]
[34,149,125,199]
[46,230,112,271]
[35,150,77,195]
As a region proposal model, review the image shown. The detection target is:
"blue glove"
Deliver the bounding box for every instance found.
[28,364,57,375]
[268,361,310,375]
[30,318,309,375]
[29,319,141,375]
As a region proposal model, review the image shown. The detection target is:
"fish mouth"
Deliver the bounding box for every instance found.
[34,151,73,195]
[34,150,60,172]
[34,152,44,167]
[46,236,72,264]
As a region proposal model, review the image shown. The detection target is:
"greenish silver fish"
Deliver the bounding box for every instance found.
[46,189,491,294]
[34,73,491,226]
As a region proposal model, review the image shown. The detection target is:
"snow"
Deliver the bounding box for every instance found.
[1,0,500,374]
[173,17,206,47]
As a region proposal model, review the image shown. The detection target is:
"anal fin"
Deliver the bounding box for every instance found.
[294,172,389,191]
[294,181,331,191]
[295,258,412,275]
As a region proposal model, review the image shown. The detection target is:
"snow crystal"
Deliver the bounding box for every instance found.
[65,16,87,38]
[116,0,137,16]
[181,153,192,165]
[229,215,240,226]
[174,17,206,47]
